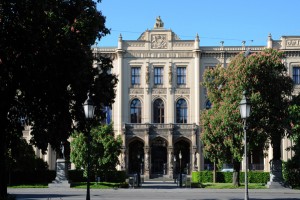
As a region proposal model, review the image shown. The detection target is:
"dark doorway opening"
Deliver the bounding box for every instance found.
[128,140,144,174]
[174,140,190,175]
[151,138,167,177]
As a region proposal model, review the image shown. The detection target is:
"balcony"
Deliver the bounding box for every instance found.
[123,123,198,137]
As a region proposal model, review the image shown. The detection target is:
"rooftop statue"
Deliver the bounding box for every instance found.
[154,16,164,28]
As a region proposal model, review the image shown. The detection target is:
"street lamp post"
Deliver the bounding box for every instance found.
[141,158,143,175]
[239,91,251,200]
[137,154,140,187]
[179,151,182,188]
[83,93,95,200]
[173,157,177,183]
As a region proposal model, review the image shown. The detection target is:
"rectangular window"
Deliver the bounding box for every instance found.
[154,67,163,85]
[177,67,186,85]
[131,67,140,85]
[293,66,300,84]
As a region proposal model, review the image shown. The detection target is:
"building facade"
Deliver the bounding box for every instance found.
[24,17,300,177]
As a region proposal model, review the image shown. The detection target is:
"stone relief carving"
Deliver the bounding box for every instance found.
[146,66,150,84]
[151,34,167,49]
[152,88,167,94]
[129,88,143,94]
[175,88,190,94]
[169,65,173,84]
[286,39,300,47]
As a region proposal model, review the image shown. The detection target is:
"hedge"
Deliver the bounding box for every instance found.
[192,171,270,184]
[7,170,56,185]
[7,170,126,185]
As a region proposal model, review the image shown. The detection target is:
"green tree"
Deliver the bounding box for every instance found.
[201,49,293,186]
[70,123,122,177]
[0,1,116,198]
[283,96,300,188]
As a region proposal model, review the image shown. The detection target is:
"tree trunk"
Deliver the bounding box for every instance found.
[233,161,241,187]
[213,161,217,183]
[272,138,281,161]
[268,138,284,185]
[0,114,8,199]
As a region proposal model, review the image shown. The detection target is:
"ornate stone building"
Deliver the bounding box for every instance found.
[24,17,299,177]
[91,17,300,179]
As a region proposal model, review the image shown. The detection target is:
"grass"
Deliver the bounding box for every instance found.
[8,184,48,188]
[8,182,267,189]
[71,182,125,189]
[201,183,267,189]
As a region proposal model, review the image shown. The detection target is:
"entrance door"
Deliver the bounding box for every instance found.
[151,138,167,176]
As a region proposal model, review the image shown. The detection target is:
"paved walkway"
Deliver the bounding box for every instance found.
[8,181,300,200]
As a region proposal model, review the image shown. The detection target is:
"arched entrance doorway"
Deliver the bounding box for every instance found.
[128,140,144,174]
[174,140,190,175]
[151,137,167,177]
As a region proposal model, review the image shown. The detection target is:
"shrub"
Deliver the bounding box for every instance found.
[192,171,269,184]
[283,160,300,188]
[216,172,232,183]
[248,171,269,184]
[8,170,55,185]
[192,171,212,183]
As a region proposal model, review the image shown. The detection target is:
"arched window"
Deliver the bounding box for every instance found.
[176,99,187,123]
[153,99,164,123]
[130,99,142,123]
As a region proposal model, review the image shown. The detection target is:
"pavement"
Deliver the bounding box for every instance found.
[8,181,300,200]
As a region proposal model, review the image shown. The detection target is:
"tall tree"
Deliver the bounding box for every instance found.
[201,49,293,186]
[284,95,300,188]
[0,0,116,198]
[70,123,122,178]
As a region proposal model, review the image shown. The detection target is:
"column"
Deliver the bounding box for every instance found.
[193,34,200,124]
[144,146,150,179]
[167,61,175,123]
[143,125,150,179]
[116,34,124,134]
[191,124,198,171]
[168,147,174,178]
[144,62,152,123]
[168,124,174,178]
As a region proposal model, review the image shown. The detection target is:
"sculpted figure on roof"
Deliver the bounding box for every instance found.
[154,16,164,28]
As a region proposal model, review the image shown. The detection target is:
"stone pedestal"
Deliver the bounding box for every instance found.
[48,159,71,188]
[267,159,286,189]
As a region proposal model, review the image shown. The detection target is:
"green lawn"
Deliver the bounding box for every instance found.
[8,182,267,189]
[9,184,48,188]
[71,182,124,189]
[202,183,267,189]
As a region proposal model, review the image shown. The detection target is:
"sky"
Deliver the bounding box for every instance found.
[96,0,300,47]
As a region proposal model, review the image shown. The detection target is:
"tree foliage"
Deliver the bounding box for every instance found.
[0,0,116,198]
[70,124,122,176]
[201,49,293,185]
[283,96,300,188]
